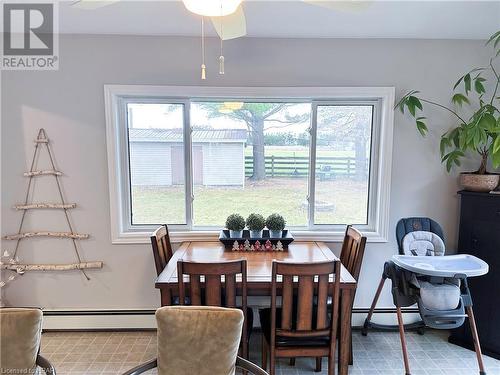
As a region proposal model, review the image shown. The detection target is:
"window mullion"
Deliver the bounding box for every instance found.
[184,100,194,229]
[308,102,318,230]
[120,97,133,230]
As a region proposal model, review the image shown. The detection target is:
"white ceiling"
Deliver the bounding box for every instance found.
[60,1,500,39]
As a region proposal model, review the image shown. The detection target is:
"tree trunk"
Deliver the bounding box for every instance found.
[251,119,266,181]
[355,138,368,180]
[477,152,489,175]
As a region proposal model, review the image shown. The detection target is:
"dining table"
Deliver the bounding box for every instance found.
[155,241,357,375]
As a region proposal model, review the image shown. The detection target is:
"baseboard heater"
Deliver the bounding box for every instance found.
[42,308,420,331]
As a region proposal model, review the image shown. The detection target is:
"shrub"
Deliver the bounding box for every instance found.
[225,214,246,231]
[246,213,266,231]
[265,213,286,231]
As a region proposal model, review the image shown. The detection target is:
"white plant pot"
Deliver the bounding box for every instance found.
[229,230,243,238]
[269,230,283,238]
[249,230,263,238]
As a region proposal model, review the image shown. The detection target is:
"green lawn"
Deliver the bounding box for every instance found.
[131,178,368,227]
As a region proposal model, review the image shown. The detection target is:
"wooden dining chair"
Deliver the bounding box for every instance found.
[259,260,341,375]
[151,224,174,275]
[151,225,174,305]
[177,259,252,359]
[340,225,367,282]
[339,225,366,366]
[293,226,366,371]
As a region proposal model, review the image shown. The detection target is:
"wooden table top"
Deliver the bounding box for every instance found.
[156,241,357,288]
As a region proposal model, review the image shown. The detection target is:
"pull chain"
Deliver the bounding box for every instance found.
[201,17,206,80]
[219,2,225,75]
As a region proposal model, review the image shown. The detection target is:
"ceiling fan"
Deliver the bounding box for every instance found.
[71,0,370,78]
[71,0,371,41]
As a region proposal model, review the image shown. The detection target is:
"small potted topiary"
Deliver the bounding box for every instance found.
[246,213,266,238]
[266,213,286,238]
[225,213,246,238]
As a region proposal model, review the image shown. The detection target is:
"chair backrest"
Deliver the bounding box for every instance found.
[177,259,248,355]
[340,225,367,282]
[0,308,43,373]
[177,260,247,308]
[395,217,445,255]
[156,306,243,375]
[151,225,173,276]
[270,260,341,345]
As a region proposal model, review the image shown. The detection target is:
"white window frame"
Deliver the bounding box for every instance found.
[105,85,395,244]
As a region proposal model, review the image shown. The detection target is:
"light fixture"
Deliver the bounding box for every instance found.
[223,102,244,110]
[183,1,243,80]
[182,0,242,17]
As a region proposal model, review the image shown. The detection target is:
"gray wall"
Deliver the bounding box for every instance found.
[1,35,495,318]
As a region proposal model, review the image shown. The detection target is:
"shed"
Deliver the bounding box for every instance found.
[128,128,247,187]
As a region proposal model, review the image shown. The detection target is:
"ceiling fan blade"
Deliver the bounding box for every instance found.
[303,0,371,12]
[71,0,121,10]
[210,5,247,40]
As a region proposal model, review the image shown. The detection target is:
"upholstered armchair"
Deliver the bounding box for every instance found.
[122,306,268,375]
[0,308,56,375]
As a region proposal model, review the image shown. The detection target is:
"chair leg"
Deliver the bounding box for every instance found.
[315,357,322,372]
[466,306,487,375]
[270,346,276,375]
[349,335,353,365]
[242,333,248,360]
[396,305,411,375]
[362,277,386,336]
[289,358,295,366]
[261,334,268,371]
[329,338,337,375]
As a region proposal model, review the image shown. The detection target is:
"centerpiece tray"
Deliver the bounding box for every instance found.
[219,229,294,251]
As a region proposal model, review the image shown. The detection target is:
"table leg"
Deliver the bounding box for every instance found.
[339,288,353,375]
[160,288,172,306]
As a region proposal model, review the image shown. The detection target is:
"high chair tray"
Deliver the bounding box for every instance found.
[392,254,489,277]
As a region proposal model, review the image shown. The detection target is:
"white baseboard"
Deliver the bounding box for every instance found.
[42,308,421,331]
[43,310,157,330]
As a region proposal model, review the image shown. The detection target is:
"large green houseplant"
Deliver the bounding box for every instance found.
[396,30,500,192]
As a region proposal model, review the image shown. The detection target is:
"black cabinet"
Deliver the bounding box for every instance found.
[448,191,500,359]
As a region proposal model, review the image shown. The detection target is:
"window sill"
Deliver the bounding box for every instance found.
[111,229,388,245]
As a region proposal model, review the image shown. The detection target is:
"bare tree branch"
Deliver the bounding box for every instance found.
[260,104,288,119]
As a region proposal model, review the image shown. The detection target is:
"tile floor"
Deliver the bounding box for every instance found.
[40,329,500,374]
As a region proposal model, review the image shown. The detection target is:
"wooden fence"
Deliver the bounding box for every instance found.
[244,155,366,178]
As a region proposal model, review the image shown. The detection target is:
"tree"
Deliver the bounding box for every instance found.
[317,107,372,180]
[200,103,309,180]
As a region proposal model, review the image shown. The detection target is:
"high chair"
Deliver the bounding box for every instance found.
[362,217,489,375]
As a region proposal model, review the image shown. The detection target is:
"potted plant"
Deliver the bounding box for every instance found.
[396,30,500,192]
[225,213,246,238]
[265,213,286,238]
[246,213,266,238]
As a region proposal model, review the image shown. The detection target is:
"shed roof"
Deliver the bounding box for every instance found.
[129,128,247,142]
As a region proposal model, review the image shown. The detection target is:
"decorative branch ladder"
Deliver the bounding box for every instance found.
[1,128,103,286]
